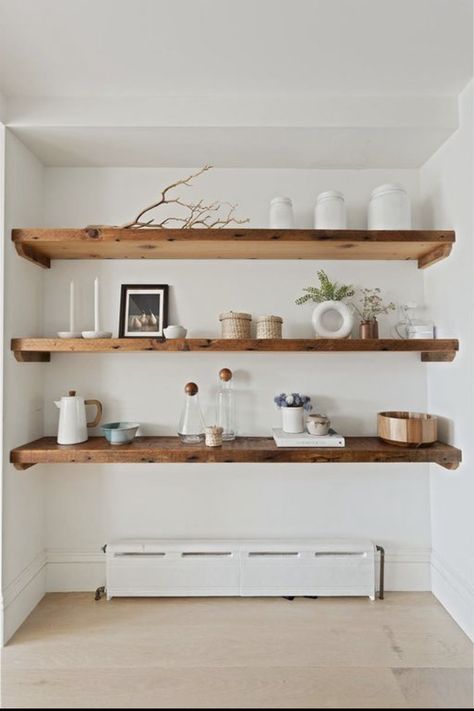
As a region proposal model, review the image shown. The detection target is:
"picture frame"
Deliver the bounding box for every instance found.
[119,284,169,338]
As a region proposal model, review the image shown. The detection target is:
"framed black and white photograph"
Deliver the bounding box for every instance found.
[119,284,169,338]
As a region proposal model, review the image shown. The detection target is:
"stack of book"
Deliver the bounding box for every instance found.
[272,428,345,448]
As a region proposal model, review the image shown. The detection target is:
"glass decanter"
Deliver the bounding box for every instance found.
[217,368,236,441]
[178,382,205,444]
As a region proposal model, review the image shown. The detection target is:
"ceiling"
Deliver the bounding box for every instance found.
[10,125,457,168]
[0,0,471,99]
[0,0,472,168]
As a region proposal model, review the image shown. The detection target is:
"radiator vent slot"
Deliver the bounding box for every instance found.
[249,552,300,557]
[315,551,367,558]
[181,552,233,558]
[114,552,166,558]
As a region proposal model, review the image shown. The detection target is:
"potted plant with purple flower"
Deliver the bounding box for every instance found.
[274,393,312,433]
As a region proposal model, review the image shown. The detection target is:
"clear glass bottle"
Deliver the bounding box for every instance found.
[217,368,236,441]
[178,382,205,444]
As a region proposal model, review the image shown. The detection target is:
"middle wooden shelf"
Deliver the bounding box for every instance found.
[11,337,459,363]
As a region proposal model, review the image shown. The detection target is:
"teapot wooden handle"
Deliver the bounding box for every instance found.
[85,399,102,428]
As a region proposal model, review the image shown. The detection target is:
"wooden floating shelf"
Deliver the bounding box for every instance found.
[11,338,459,363]
[10,436,461,471]
[12,227,455,269]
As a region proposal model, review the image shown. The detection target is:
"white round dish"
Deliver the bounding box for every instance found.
[82,331,113,339]
[58,331,83,339]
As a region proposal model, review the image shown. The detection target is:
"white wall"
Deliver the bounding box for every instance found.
[420,82,474,640]
[39,167,432,592]
[2,131,46,642]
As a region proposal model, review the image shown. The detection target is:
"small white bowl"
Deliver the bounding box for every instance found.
[164,325,187,339]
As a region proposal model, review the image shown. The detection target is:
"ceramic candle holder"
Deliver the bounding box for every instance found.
[306,414,331,436]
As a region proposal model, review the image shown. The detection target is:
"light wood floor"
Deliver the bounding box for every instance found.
[1,592,473,708]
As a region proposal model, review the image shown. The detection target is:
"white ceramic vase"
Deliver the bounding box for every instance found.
[282,407,305,434]
[311,300,354,339]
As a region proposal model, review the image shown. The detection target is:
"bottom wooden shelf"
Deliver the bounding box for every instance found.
[10,436,461,470]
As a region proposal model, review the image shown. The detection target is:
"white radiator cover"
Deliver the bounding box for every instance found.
[106,539,376,600]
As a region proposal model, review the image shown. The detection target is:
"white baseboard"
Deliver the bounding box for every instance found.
[45,545,432,593]
[431,550,474,641]
[384,547,432,591]
[2,549,47,644]
[0,545,454,645]
[46,547,105,592]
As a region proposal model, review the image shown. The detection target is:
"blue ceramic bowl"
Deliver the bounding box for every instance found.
[102,422,140,445]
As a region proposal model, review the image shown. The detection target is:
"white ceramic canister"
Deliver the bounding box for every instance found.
[314,190,346,229]
[269,196,294,229]
[281,407,305,434]
[368,183,411,230]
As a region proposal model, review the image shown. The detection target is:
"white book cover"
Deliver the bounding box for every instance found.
[272,428,345,448]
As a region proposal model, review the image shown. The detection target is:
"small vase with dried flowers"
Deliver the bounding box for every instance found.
[352,288,396,339]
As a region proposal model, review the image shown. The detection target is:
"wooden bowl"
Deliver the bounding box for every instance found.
[377,411,438,447]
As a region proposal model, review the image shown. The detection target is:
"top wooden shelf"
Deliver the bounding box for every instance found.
[12,227,455,269]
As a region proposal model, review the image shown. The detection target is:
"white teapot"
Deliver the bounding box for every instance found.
[55,390,102,445]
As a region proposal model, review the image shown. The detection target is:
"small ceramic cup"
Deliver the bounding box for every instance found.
[163,325,187,339]
[306,414,330,436]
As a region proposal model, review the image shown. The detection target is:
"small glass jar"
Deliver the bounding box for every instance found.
[368,183,411,230]
[178,382,205,444]
[269,196,294,229]
[314,190,346,229]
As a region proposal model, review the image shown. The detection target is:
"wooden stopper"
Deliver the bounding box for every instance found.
[185,382,198,396]
[68,390,77,397]
[219,368,232,382]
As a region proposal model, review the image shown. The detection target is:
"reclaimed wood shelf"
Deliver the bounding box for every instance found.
[12,227,455,269]
[11,337,459,363]
[10,436,461,471]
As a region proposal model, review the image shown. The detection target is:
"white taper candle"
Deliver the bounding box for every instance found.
[69,281,75,332]
[94,277,99,332]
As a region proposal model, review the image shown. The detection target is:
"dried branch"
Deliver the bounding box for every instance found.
[119,165,249,229]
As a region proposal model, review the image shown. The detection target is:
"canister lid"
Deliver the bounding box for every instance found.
[270,196,292,205]
[316,190,344,202]
[370,183,407,199]
[219,311,252,321]
[256,315,283,323]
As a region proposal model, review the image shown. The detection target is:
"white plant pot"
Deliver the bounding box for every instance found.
[282,407,305,434]
[312,300,354,339]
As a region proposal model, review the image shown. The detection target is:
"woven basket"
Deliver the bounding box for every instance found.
[219,311,252,339]
[205,426,223,447]
[256,315,283,339]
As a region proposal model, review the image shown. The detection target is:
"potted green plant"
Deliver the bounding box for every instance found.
[352,288,396,338]
[295,270,355,338]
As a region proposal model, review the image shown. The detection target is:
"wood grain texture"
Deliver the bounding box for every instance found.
[11,227,455,268]
[378,412,438,446]
[10,436,462,470]
[11,337,459,363]
[2,593,473,708]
